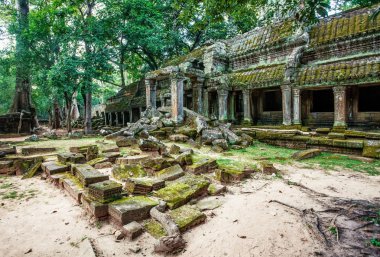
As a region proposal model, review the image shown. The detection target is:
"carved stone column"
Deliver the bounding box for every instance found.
[122,112,125,126]
[218,89,228,122]
[229,91,236,121]
[243,89,252,125]
[281,85,292,126]
[293,88,301,125]
[129,110,133,123]
[196,79,204,114]
[333,86,347,129]
[170,73,186,123]
[145,79,156,109]
[203,89,209,117]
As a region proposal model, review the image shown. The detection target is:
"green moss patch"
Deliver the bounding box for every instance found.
[144,219,167,239]
[112,164,147,180]
[169,205,206,232]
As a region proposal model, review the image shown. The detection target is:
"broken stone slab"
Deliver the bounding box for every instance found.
[108,196,158,226]
[13,156,44,175]
[88,180,123,203]
[69,145,97,154]
[57,153,86,165]
[72,164,109,186]
[125,177,165,195]
[116,155,149,166]
[142,157,173,173]
[122,221,144,240]
[169,144,181,155]
[21,147,56,156]
[201,129,224,145]
[94,162,113,169]
[175,152,193,167]
[219,124,241,145]
[154,174,210,209]
[86,157,109,167]
[168,134,189,142]
[328,132,346,139]
[112,164,147,180]
[215,168,247,183]
[258,161,278,175]
[42,161,69,176]
[292,149,322,160]
[60,174,84,204]
[103,152,121,163]
[175,127,197,139]
[82,195,109,220]
[169,205,206,232]
[0,145,16,155]
[195,117,208,133]
[155,164,185,181]
[186,159,217,174]
[0,160,14,175]
[116,136,138,147]
[195,197,225,211]
[212,139,229,150]
[21,161,42,179]
[102,147,120,153]
[86,145,99,161]
[78,238,97,257]
[207,183,226,196]
[139,138,166,152]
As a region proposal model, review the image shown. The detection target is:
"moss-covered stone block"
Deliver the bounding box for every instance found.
[333,139,363,149]
[215,168,247,183]
[154,175,210,209]
[86,157,109,167]
[365,132,380,140]
[207,183,226,195]
[125,177,165,195]
[362,140,380,159]
[82,195,109,219]
[108,196,158,226]
[88,180,123,203]
[292,149,322,160]
[169,205,206,232]
[57,153,86,165]
[112,164,147,180]
[187,159,217,174]
[175,127,197,138]
[315,128,331,134]
[344,130,366,138]
[73,164,109,186]
[155,164,185,181]
[144,219,167,239]
[328,132,346,140]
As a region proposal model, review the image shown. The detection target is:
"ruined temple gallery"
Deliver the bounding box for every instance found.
[105,6,380,130]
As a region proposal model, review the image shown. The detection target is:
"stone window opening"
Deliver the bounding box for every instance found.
[358,85,380,112]
[310,89,334,113]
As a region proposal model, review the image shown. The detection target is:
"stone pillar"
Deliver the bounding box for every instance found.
[104,113,107,126]
[145,79,156,109]
[293,88,301,125]
[122,112,125,126]
[229,91,236,121]
[196,79,204,114]
[203,89,209,117]
[218,89,228,122]
[243,89,252,124]
[129,111,133,123]
[333,86,347,129]
[281,85,292,126]
[108,113,112,126]
[170,73,185,123]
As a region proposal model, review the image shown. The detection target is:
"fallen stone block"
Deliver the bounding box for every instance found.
[86,145,99,161]
[362,140,380,159]
[258,161,278,175]
[201,129,224,145]
[112,164,147,180]
[169,205,206,232]
[328,132,346,139]
[82,195,109,220]
[195,197,224,211]
[215,168,248,183]
[169,134,189,142]
[69,145,97,154]
[0,146,16,155]
[144,219,168,238]
[13,156,44,175]
[292,149,322,160]
[169,144,181,155]
[212,139,229,150]
[207,183,226,196]
[116,136,138,147]
[103,152,121,163]
[175,152,193,166]
[108,196,158,226]
[175,127,197,138]
[95,162,113,169]
[122,221,144,240]
[365,132,380,140]
[116,155,149,166]
[125,177,165,195]
[154,174,210,209]
[155,164,185,181]
[315,128,331,134]
[42,161,69,176]
[21,161,42,179]
[88,180,123,203]
[60,175,84,203]
[86,157,109,167]
[186,159,217,174]
[102,147,120,153]
[21,147,56,156]
[73,164,109,186]
[0,160,14,175]
[57,153,86,165]
[142,157,172,172]
[48,173,66,187]
[139,138,166,152]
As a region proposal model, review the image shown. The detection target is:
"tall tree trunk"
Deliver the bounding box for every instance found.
[119,41,126,88]
[11,0,33,115]
[84,92,92,134]
[64,92,72,133]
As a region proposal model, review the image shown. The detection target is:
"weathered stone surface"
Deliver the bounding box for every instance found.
[116,136,138,147]
[207,183,226,196]
[69,145,97,154]
[13,156,44,176]
[139,138,166,152]
[212,139,229,150]
[175,127,197,138]
[169,134,189,142]
[86,157,109,167]
[144,219,168,239]
[88,180,122,203]
[102,147,120,153]
[169,205,206,232]
[108,196,158,226]
[142,157,174,172]
[57,153,86,165]
[21,161,42,179]
[362,140,380,159]
[315,128,331,134]
[333,139,363,149]
[215,169,247,183]
[328,132,346,139]
[292,149,322,160]
[175,152,193,166]
[169,144,181,155]
[122,221,144,240]
[116,155,149,166]
[196,197,224,211]
[195,117,208,133]
[155,164,185,181]
[82,195,109,219]
[201,129,223,145]
[154,175,210,209]
[240,133,254,145]
[0,160,14,175]
[103,152,121,163]
[21,147,56,156]
[73,164,109,186]
[61,175,84,203]
[258,161,278,175]
[112,164,147,180]
[94,162,113,169]
[125,177,165,195]
[365,132,380,140]
[86,145,99,161]
[219,124,241,145]
[0,145,16,155]
[186,159,217,174]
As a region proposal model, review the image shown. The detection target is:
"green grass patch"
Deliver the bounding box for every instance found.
[0,183,13,189]
[370,238,380,247]
[302,152,380,176]
[2,191,18,199]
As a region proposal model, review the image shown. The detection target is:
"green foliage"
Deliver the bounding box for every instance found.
[371,238,380,247]
[0,50,15,114]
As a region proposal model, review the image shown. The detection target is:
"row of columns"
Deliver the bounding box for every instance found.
[105,110,138,126]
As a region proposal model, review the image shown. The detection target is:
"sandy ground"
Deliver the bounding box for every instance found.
[1,163,379,257]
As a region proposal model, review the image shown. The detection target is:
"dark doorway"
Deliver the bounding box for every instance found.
[358,86,380,112]
[208,91,218,119]
[311,89,334,112]
[117,112,123,125]
[184,89,193,110]
[132,108,140,122]
[263,90,282,112]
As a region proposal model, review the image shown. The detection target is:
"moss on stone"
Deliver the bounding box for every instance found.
[110,195,158,207]
[112,164,147,180]
[169,205,206,232]
[144,219,167,239]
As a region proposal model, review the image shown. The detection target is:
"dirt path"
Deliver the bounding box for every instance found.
[1,163,379,257]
